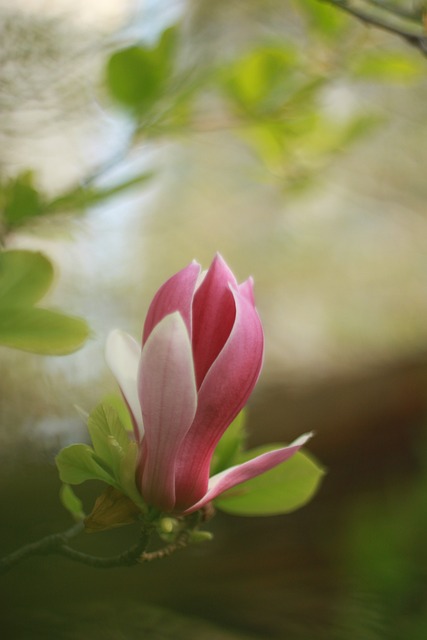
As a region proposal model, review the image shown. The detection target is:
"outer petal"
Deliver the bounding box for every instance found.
[173,285,264,511]
[183,433,313,514]
[192,254,238,389]
[105,330,143,439]
[138,312,198,512]
[142,261,200,344]
[238,277,255,305]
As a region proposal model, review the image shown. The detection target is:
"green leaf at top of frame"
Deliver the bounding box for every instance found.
[296,0,347,39]
[106,27,177,113]
[0,305,90,355]
[0,250,54,305]
[214,444,325,516]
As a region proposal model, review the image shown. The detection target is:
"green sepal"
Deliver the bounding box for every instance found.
[214,443,325,516]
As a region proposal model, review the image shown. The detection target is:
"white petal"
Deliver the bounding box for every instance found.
[105,329,143,435]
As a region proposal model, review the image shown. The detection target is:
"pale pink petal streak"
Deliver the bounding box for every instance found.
[105,330,143,438]
[142,261,201,344]
[138,313,198,512]
[183,433,313,514]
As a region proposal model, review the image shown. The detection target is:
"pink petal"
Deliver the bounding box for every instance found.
[138,312,198,512]
[142,261,200,345]
[105,330,143,439]
[192,254,237,389]
[183,433,313,514]
[239,277,255,305]
[173,285,264,511]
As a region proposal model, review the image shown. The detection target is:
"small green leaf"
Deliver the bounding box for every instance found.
[211,410,247,475]
[0,306,90,354]
[87,403,130,475]
[55,443,116,486]
[60,484,85,520]
[215,444,325,516]
[0,250,53,305]
[102,394,135,432]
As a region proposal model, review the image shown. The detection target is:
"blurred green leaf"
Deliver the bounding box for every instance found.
[0,306,90,354]
[0,250,53,305]
[223,47,298,116]
[297,0,347,39]
[1,171,45,229]
[211,410,247,475]
[215,444,325,516]
[59,484,85,520]
[350,51,425,82]
[46,172,154,214]
[56,443,116,486]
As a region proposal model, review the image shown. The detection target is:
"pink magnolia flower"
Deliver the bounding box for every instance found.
[106,255,310,514]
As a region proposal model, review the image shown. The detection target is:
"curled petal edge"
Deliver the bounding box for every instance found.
[182,432,313,515]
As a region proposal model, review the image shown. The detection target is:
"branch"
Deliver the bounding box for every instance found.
[0,520,154,574]
[319,0,427,56]
[0,511,208,574]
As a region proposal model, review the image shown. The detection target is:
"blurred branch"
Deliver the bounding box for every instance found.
[0,511,208,574]
[319,0,427,56]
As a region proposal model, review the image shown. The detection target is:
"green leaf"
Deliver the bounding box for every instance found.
[107,45,166,112]
[119,441,146,512]
[215,444,325,516]
[350,51,424,82]
[0,250,53,305]
[297,0,347,39]
[1,171,45,228]
[55,444,116,486]
[45,172,154,214]
[210,410,247,475]
[87,403,130,479]
[223,47,298,116]
[59,484,85,520]
[102,394,135,432]
[0,306,90,354]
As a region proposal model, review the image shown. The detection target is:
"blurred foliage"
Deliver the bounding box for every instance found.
[0,250,89,354]
[344,431,427,638]
[1,0,424,239]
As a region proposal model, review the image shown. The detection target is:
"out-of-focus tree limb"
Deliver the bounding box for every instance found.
[319,0,427,56]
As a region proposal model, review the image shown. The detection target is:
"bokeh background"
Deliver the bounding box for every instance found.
[1,0,427,638]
